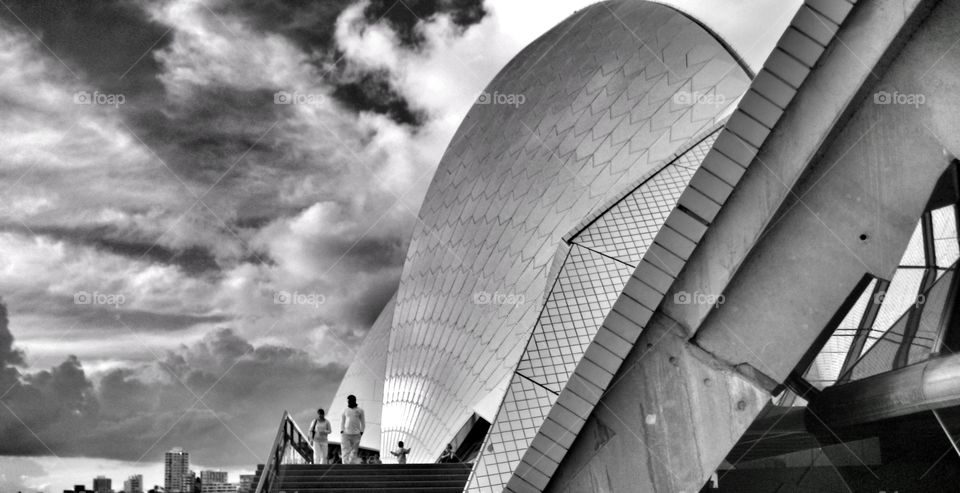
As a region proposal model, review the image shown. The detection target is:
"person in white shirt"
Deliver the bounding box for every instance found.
[390,441,411,464]
[340,394,365,464]
[309,408,332,464]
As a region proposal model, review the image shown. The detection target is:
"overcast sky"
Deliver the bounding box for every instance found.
[0,0,799,490]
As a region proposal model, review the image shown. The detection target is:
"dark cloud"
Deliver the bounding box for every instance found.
[341,281,398,329]
[220,0,485,125]
[332,233,408,273]
[232,215,276,230]
[363,0,487,49]
[3,296,230,336]
[93,240,219,275]
[110,311,232,333]
[0,300,346,465]
[0,0,171,94]
[331,69,425,126]
[223,0,355,55]
[223,0,487,53]
[126,87,288,187]
[327,0,487,123]
[16,225,222,276]
[0,302,25,367]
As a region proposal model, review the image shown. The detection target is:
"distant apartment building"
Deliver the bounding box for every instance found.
[199,470,230,493]
[164,448,191,493]
[92,476,112,493]
[237,475,255,493]
[123,474,143,493]
[199,470,228,486]
[200,484,237,493]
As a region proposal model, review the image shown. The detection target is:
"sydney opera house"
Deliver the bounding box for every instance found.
[255,0,960,491]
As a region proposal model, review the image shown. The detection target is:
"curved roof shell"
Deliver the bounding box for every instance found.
[381,0,751,462]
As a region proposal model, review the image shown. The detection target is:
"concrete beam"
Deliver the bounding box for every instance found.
[543,315,767,493]
[695,0,960,382]
[662,0,933,334]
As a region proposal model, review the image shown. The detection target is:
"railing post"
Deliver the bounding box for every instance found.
[254,412,316,493]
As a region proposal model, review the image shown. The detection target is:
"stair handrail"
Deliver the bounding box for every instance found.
[254,411,314,493]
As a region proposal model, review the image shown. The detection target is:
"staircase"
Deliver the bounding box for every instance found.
[252,463,472,493]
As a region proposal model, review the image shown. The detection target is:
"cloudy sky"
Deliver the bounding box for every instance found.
[0,0,798,490]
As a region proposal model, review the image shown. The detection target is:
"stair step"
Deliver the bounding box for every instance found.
[277,468,471,471]
[276,489,463,493]
[278,476,467,482]
[279,464,471,470]
[278,477,469,482]
[276,471,470,477]
[280,479,463,484]
[250,463,472,493]
[277,472,469,477]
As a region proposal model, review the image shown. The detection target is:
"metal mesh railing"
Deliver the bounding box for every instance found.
[254,411,313,493]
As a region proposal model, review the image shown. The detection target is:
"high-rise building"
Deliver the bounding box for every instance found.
[92,476,112,493]
[199,471,227,485]
[164,448,191,493]
[199,470,228,493]
[123,475,142,493]
[237,475,255,493]
[199,484,237,493]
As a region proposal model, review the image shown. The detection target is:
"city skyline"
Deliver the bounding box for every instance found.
[0,448,251,493]
[19,449,248,493]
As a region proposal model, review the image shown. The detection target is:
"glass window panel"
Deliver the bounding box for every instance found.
[862,268,924,355]
[805,279,876,389]
[850,322,904,381]
[933,205,958,268]
[899,221,925,267]
[909,269,954,364]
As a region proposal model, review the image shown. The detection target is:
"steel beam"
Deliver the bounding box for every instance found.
[809,352,960,429]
